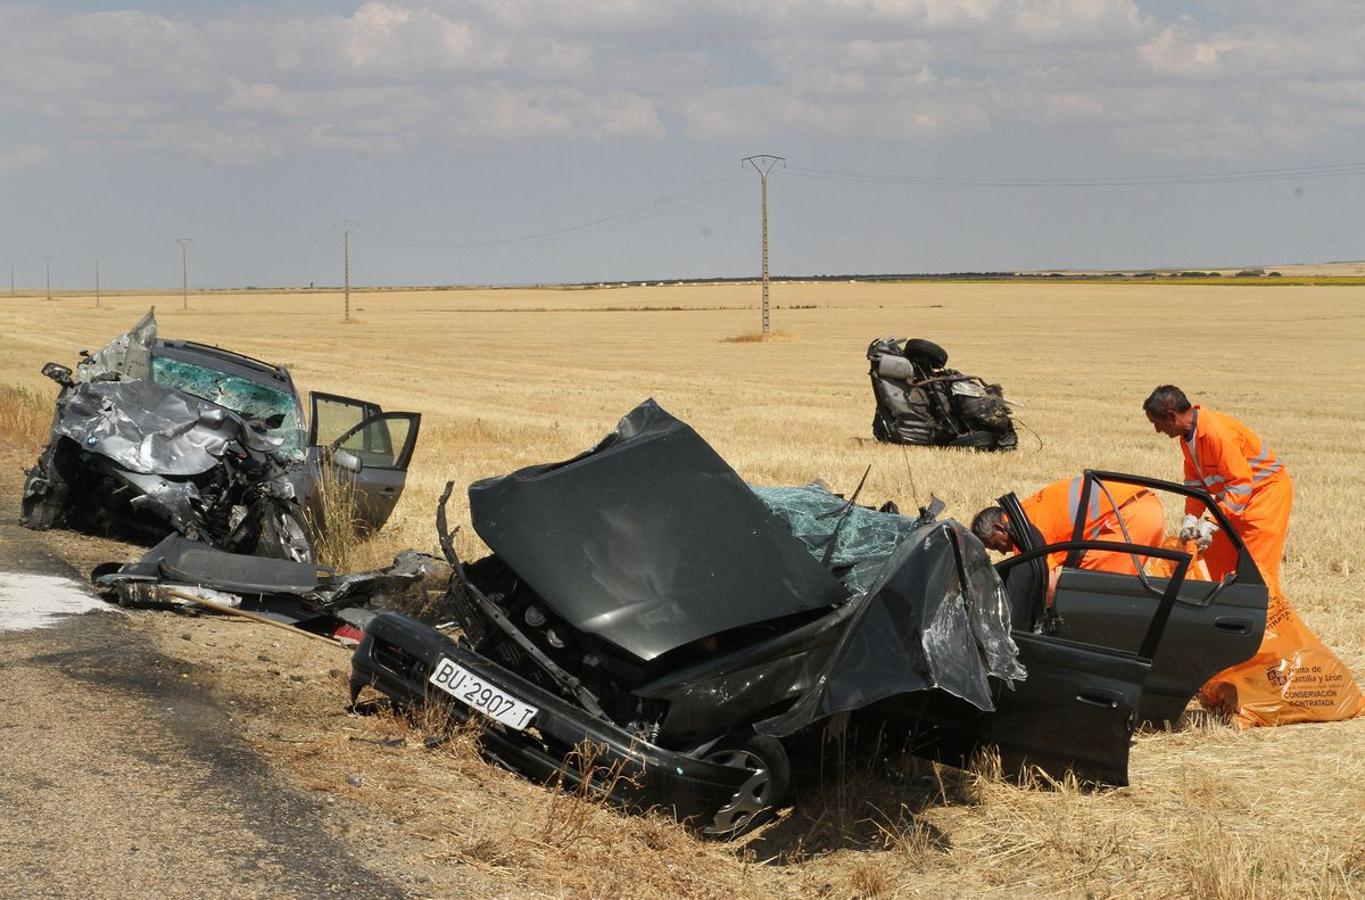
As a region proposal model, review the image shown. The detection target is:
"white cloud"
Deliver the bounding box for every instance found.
[0,2,1362,166]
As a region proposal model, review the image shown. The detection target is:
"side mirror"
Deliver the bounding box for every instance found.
[41,362,74,387]
[331,449,363,474]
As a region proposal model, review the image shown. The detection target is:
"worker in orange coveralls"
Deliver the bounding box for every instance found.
[1142,385,1292,595]
[972,475,1166,576]
[1144,384,1363,726]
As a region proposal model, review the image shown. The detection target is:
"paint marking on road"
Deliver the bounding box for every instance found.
[0,572,112,632]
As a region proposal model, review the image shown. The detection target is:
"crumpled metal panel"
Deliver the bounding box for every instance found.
[120,471,202,533]
[95,534,438,609]
[79,309,156,382]
[755,519,1025,737]
[468,400,849,662]
[52,379,282,476]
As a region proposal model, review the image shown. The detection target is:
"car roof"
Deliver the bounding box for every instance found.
[153,338,296,393]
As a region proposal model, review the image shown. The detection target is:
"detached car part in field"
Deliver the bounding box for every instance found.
[92,533,441,638]
[867,337,1018,451]
[350,403,1263,836]
[20,311,422,562]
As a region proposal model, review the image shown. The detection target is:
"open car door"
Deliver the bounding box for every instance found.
[896,537,1190,786]
[1011,471,1268,724]
[308,391,421,531]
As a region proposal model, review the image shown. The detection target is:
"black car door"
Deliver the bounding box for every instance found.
[308,392,422,531]
[1029,472,1267,723]
[898,535,1189,786]
[897,634,1149,785]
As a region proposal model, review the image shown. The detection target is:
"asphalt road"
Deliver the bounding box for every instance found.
[0,509,410,899]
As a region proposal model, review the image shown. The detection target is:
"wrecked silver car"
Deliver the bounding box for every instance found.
[20,311,421,562]
[349,401,1230,837]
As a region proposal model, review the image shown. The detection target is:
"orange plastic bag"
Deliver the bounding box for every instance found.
[1144,536,1210,582]
[1199,592,1365,728]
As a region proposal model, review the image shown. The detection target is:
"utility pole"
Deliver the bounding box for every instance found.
[43,255,52,301]
[743,155,784,334]
[95,258,101,308]
[336,220,359,321]
[9,262,14,297]
[176,238,193,310]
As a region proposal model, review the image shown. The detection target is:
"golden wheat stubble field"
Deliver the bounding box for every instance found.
[2,282,1363,898]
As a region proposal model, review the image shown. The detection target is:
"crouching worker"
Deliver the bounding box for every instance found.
[1144,384,1363,727]
[972,477,1166,623]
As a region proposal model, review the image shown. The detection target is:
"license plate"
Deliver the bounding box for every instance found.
[428,657,538,731]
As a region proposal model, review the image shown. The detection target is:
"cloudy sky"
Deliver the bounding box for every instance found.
[2,0,1363,289]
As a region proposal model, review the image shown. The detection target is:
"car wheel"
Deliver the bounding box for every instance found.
[902,338,948,369]
[258,506,315,564]
[700,732,791,839]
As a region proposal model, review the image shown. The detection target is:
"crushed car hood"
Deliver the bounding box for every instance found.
[52,379,284,476]
[468,400,850,661]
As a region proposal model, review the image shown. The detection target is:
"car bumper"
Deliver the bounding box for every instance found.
[350,612,749,824]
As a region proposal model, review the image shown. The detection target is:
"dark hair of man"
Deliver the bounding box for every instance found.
[971,506,1006,544]
[1143,384,1191,417]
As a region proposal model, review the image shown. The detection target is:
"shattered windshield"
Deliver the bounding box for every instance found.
[150,356,304,458]
[752,483,920,593]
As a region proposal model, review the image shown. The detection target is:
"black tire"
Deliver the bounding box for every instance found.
[700,732,791,839]
[256,505,315,564]
[902,338,948,369]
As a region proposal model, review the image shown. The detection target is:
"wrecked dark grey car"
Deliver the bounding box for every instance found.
[868,337,1018,451]
[351,401,1266,836]
[21,311,421,562]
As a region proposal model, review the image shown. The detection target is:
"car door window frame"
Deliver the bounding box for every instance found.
[998,538,1192,661]
[328,411,421,471]
[1064,470,1264,587]
[307,390,382,448]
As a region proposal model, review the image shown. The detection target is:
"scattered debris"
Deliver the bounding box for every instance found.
[91,533,443,646]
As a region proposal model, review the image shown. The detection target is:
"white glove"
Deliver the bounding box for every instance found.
[1195,519,1220,552]
[1179,514,1200,542]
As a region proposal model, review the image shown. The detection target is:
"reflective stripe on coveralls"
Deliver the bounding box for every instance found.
[1179,406,1293,597]
[1019,477,1163,573]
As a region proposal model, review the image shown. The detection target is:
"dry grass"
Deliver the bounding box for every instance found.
[722,329,800,343]
[0,383,52,458]
[3,283,1364,897]
[305,458,365,569]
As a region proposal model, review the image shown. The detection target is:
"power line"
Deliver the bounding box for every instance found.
[366,169,749,252]
[784,160,1365,189]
